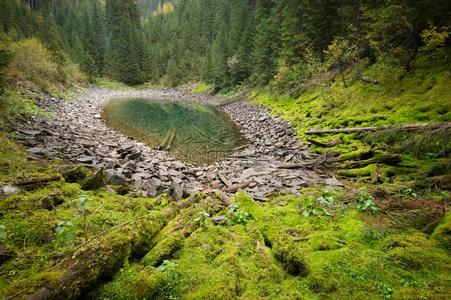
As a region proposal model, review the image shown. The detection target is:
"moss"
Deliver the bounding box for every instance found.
[308,232,344,251]
[338,164,378,178]
[383,233,448,270]
[142,232,184,266]
[430,212,451,252]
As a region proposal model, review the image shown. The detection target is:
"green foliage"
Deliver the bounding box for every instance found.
[421,24,449,52]
[0,40,13,93]
[356,193,379,214]
[302,191,335,217]
[226,204,251,225]
[157,259,179,280]
[55,221,74,245]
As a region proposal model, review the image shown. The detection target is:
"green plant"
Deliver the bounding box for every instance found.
[402,189,418,198]
[378,282,394,299]
[226,205,251,225]
[55,221,74,245]
[0,224,7,241]
[302,191,336,217]
[157,259,179,279]
[302,197,332,217]
[78,195,91,241]
[194,211,210,227]
[356,193,379,214]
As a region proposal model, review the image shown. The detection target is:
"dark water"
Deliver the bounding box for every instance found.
[103,98,245,164]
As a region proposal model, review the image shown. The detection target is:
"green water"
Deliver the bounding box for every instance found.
[103,98,245,164]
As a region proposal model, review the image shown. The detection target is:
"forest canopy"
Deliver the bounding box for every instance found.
[0,0,450,89]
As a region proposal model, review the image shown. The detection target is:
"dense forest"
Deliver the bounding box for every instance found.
[1,0,450,88]
[0,1,450,299]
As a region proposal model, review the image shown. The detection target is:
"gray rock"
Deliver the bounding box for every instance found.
[325,177,344,187]
[118,142,134,153]
[27,147,48,156]
[77,156,95,164]
[0,185,21,197]
[105,169,126,185]
[168,181,183,202]
[18,129,42,136]
[126,151,141,160]
[211,215,228,225]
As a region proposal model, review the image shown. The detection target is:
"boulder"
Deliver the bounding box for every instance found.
[105,169,126,185]
[167,181,183,202]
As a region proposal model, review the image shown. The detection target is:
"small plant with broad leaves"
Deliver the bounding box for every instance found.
[378,282,394,299]
[302,191,335,217]
[157,259,179,279]
[55,221,74,245]
[356,193,379,214]
[226,205,251,225]
[402,189,418,198]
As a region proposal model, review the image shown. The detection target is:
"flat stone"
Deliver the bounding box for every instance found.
[325,177,344,187]
[77,156,94,164]
[211,215,228,225]
[118,142,134,153]
[18,129,42,136]
[168,181,183,202]
[27,147,48,156]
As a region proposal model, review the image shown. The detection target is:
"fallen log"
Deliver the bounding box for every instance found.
[340,153,402,169]
[305,122,451,135]
[307,137,340,147]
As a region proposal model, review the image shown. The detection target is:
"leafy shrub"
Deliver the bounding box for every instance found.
[226,205,251,225]
[8,38,59,90]
[356,193,379,214]
[8,38,85,91]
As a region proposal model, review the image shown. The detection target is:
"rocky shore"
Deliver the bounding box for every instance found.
[15,88,332,199]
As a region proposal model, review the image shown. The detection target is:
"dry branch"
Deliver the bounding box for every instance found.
[307,137,340,147]
[305,122,451,135]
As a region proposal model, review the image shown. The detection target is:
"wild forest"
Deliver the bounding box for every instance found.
[0,0,450,299]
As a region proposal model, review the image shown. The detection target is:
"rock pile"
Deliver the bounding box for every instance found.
[15,88,327,199]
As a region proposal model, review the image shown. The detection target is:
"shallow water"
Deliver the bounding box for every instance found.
[103,98,245,164]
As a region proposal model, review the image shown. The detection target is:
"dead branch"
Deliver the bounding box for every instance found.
[305,122,451,135]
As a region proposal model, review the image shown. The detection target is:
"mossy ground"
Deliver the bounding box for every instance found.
[253,54,451,186]
[2,130,448,299]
